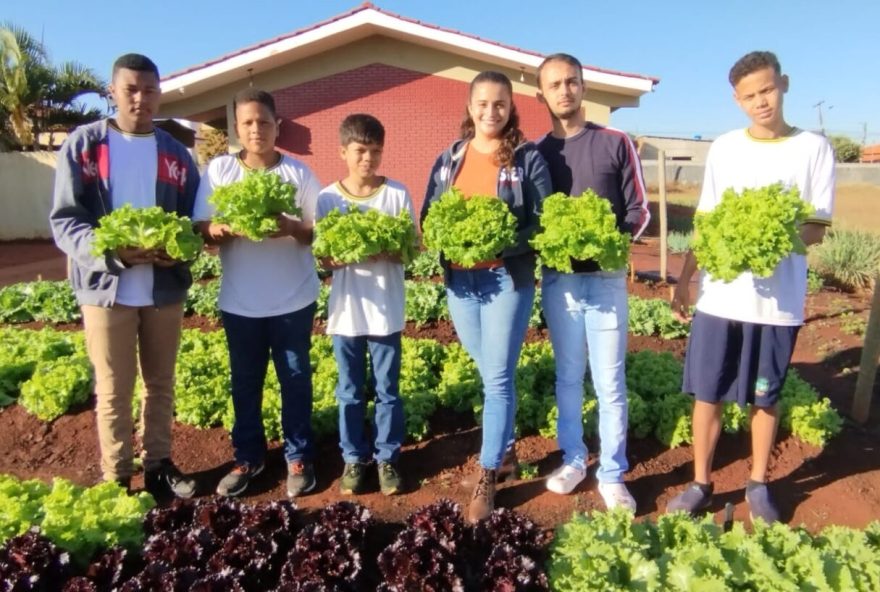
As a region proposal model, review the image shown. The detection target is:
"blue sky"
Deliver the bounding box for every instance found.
[5,0,878,142]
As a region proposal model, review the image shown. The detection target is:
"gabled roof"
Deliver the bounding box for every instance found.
[161,3,658,99]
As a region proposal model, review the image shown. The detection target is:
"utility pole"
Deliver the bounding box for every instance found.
[812,101,833,134]
[862,122,868,146]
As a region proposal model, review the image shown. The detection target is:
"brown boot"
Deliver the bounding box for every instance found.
[461,445,518,488]
[467,468,496,524]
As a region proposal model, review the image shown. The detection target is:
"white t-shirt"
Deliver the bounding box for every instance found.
[108,125,157,307]
[695,128,835,326]
[316,179,414,336]
[193,153,321,318]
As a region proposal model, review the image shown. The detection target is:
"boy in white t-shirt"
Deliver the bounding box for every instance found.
[316,114,415,496]
[194,88,322,499]
[668,51,834,522]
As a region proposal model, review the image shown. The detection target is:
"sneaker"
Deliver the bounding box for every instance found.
[746,481,780,523]
[339,462,369,495]
[378,462,403,496]
[144,459,196,499]
[546,464,587,495]
[216,462,264,497]
[598,482,637,512]
[666,482,713,515]
[286,460,316,497]
[467,468,496,524]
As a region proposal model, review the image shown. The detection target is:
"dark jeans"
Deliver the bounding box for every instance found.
[222,302,316,466]
[332,332,404,463]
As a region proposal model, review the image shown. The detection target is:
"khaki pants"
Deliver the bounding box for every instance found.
[81,302,184,481]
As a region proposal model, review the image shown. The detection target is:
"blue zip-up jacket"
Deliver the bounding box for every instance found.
[420,139,552,288]
[49,119,201,307]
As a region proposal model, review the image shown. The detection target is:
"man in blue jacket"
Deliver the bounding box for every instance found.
[536,53,650,510]
[50,53,199,498]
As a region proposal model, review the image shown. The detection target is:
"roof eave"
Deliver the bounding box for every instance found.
[161,7,657,101]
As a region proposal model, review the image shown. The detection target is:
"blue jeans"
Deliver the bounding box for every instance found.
[222,303,316,466]
[333,332,404,464]
[446,267,534,470]
[542,270,629,483]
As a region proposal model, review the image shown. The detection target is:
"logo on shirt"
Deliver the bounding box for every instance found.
[499,166,523,184]
[80,145,109,183]
[158,153,187,190]
[754,376,770,397]
[439,165,451,183]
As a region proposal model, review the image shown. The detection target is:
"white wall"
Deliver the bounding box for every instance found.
[0,152,57,239]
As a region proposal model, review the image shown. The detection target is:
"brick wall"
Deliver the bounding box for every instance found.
[273,63,549,215]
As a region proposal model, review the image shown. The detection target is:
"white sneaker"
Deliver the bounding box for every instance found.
[546,464,587,495]
[598,482,637,512]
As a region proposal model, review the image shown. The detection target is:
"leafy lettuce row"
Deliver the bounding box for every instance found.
[0,325,844,449]
[549,509,880,591]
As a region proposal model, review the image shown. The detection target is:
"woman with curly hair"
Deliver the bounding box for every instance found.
[420,71,551,522]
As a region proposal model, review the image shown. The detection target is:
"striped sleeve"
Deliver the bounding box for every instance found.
[618,131,651,239]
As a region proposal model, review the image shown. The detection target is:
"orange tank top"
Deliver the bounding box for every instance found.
[450,144,505,270]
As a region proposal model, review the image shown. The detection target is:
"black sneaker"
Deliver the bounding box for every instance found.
[378,462,403,496]
[339,462,369,495]
[144,459,196,499]
[216,462,265,497]
[287,460,316,497]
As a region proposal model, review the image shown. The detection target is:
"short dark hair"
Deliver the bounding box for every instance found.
[232,88,277,119]
[729,51,781,86]
[112,53,160,79]
[339,113,385,146]
[536,53,583,88]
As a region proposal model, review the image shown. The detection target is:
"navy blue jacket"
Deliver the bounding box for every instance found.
[421,139,552,288]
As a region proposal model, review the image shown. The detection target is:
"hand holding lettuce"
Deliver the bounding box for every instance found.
[422,188,516,267]
[530,190,630,273]
[693,183,814,282]
[92,204,203,263]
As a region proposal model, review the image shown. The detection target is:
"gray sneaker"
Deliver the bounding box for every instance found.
[378,462,403,496]
[287,460,316,497]
[746,481,780,523]
[339,462,369,495]
[666,482,713,514]
[216,462,264,497]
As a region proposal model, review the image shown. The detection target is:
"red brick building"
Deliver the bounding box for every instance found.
[160,3,658,212]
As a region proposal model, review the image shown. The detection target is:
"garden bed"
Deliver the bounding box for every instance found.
[0,240,876,537]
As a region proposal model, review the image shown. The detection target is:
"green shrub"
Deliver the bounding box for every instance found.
[829,135,862,163]
[807,267,825,294]
[812,229,880,290]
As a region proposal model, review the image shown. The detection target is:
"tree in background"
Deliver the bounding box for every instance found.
[829,135,862,163]
[0,22,105,150]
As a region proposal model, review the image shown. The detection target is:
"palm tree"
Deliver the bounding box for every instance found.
[0,22,105,149]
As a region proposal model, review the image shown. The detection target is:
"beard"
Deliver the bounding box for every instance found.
[546,103,581,122]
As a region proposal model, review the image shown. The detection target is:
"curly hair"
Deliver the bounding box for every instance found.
[728,51,781,86]
[459,71,525,169]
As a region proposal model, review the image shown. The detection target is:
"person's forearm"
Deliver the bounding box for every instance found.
[677,250,699,288]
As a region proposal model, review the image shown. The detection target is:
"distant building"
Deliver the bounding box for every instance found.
[860,144,880,163]
[636,135,712,164]
[159,3,658,212]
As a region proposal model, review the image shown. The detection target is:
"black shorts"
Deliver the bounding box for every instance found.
[682,311,800,407]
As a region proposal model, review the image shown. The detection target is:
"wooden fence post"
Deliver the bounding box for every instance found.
[658,150,668,283]
[852,276,880,423]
